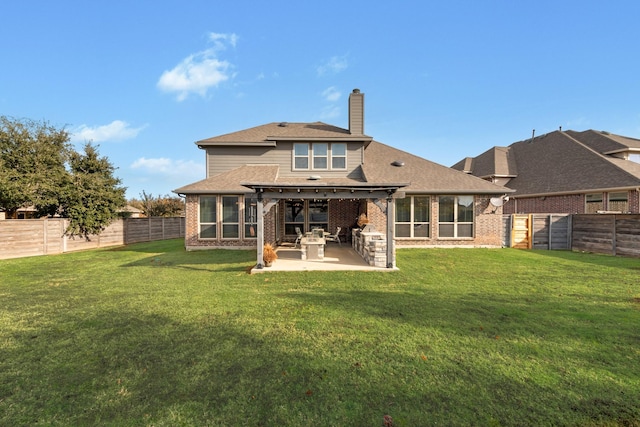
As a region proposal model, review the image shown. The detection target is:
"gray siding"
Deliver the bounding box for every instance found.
[208,142,364,179]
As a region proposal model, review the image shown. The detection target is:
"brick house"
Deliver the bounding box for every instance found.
[452,130,640,214]
[174,89,512,269]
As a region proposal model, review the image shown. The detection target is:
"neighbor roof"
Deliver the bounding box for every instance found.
[453,130,640,197]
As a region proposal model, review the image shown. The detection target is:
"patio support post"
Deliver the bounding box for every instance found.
[386,193,395,268]
[256,192,264,269]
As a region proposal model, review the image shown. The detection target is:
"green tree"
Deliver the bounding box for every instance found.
[129,190,185,217]
[62,143,126,238]
[0,116,71,217]
[1,116,126,237]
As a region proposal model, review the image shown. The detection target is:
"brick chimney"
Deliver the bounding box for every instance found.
[348,88,364,135]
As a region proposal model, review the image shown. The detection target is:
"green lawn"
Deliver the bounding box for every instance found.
[1,240,639,426]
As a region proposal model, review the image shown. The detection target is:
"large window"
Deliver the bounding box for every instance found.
[244,197,258,239]
[285,200,305,235]
[395,196,430,238]
[199,196,217,239]
[284,199,328,235]
[222,196,239,238]
[438,195,474,238]
[586,193,603,213]
[293,143,347,171]
[308,200,328,231]
[608,191,628,212]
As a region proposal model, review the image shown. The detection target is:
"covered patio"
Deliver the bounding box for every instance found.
[243,181,408,272]
[250,241,397,273]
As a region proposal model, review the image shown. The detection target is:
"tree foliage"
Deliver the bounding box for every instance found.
[129,190,184,217]
[62,143,126,237]
[0,116,71,217]
[0,116,126,238]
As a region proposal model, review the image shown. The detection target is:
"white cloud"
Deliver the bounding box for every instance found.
[322,86,341,102]
[317,55,348,76]
[157,32,238,101]
[71,120,147,142]
[130,157,204,178]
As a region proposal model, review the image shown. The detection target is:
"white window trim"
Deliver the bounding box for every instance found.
[292,142,348,171]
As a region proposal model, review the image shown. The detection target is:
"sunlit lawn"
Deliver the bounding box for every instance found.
[1,239,639,426]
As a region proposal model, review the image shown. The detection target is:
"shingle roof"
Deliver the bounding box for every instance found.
[454,130,640,197]
[196,122,372,146]
[362,141,511,194]
[174,165,280,194]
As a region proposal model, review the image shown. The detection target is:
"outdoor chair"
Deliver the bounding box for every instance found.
[325,227,342,245]
[294,227,303,248]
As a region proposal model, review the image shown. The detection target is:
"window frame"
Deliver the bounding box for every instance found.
[438,195,474,239]
[395,195,430,238]
[585,193,604,213]
[292,142,348,171]
[221,195,240,239]
[198,195,217,239]
[244,196,258,239]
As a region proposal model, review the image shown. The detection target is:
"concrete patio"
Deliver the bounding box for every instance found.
[251,242,397,273]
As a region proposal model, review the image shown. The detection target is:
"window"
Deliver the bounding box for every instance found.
[395,196,430,238]
[244,197,258,239]
[608,191,628,212]
[331,143,347,169]
[222,196,239,238]
[313,143,328,169]
[308,200,328,231]
[285,200,305,235]
[293,143,347,170]
[294,143,309,169]
[199,196,216,238]
[438,195,474,238]
[586,193,603,213]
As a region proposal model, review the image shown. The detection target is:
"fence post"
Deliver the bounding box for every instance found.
[612,215,617,256]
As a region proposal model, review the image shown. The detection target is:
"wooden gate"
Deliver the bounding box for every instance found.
[511,214,532,248]
[506,214,571,250]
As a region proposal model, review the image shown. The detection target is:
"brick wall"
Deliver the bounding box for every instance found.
[504,190,640,214]
[185,194,505,250]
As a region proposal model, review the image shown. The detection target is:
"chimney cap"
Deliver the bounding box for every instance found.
[352,88,360,94]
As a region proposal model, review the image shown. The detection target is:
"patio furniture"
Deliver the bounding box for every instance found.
[300,236,326,260]
[294,227,304,248]
[325,227,342,245]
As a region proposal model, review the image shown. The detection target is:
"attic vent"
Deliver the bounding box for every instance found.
[308,175,321,180]
[278,122,288,127]
[391,160,405,167]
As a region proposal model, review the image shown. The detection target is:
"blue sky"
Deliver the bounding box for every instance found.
[2,1,639,199]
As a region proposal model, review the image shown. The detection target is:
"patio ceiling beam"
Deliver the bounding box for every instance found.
[257,190,394,199]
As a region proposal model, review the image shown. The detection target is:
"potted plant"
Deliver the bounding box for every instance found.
[263,243,278,267]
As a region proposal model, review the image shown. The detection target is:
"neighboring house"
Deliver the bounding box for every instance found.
[452,129,640,214]
[174,89,511,268]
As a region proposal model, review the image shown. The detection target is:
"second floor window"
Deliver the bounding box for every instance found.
[293,143,347,171]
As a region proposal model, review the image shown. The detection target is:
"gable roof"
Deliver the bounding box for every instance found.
[453,130,640,197]
[195,122,373,147]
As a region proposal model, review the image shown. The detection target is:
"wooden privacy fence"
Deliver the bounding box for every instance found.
[572,214,640,257]
[504,213,640,257]
[504,214,572,250]
[0,217,185,260]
